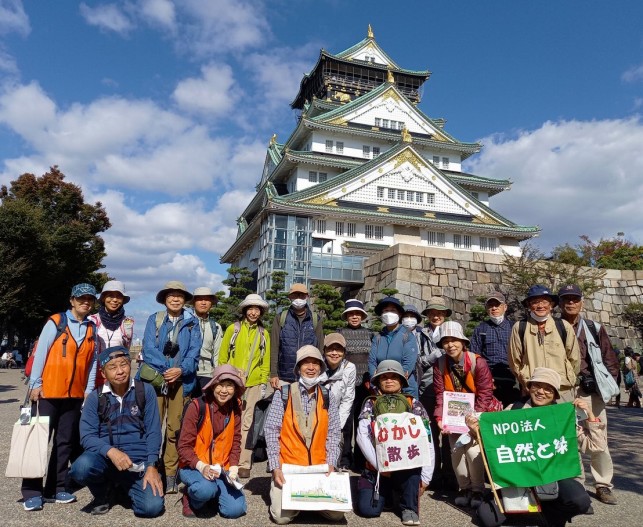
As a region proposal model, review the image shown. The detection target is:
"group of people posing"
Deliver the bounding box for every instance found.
[18,279,624,527]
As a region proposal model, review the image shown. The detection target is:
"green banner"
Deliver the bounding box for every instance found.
[479,403,581,488]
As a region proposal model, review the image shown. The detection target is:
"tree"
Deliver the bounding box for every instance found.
[310,283,345,334]
[623,303,643,339]
[551,235,643,270]
[211,267,254,330]
[0,167,110,344]
[265,270,291,329]
[465,297,487,337]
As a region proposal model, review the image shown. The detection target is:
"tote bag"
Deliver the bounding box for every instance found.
[5,403,49,479]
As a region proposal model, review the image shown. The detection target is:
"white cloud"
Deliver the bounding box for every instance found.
[172,63,240,116]
[0,46,18,76]
[465,118,643,251]
[80,2,134,34]
[622,63,643,83]
[139,0,176,29]
[0,0,30,36]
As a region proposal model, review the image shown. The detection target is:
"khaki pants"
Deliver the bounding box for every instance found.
[576,389,613,489]
[239,384,263,470]
[448,434,485,493]
[269,479,345,525]
[157,383,188,477]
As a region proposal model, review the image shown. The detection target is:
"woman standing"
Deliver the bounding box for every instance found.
[89,280,134,388]
[218,293,270,479]
[624,347,641,408]
[433,321,494,509]
[368,297,418,398]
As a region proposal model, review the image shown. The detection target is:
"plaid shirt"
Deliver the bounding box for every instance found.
[265,381,341,471]
[469,318,513,368]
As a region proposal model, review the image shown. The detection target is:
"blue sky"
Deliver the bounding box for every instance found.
[1,1,642,330]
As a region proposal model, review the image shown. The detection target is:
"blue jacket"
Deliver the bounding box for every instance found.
[368,325,419,397]
[277,307,318,382]
[80,380,161,467]
[138,309,201,395]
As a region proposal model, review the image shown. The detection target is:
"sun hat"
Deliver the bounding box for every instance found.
[374,296,404,316]
[527,367,561,399]
[370,360,408,388]
[99,280,130,304]
[323,333,346,350]
[341,299,368,320]
[293,345,326,375]
[71,283,97,298]
[522,284,558,307]
[238,293,269,313]
[155,281,193,304]
[484,291,506,306]
[438,320,470,347]
[402,305,422,323]
[192,287,218,302]
[557,284,583,299]
[202,364,246,396]
[289,283,309,295]
[99,345,129,369]
[421,296,452,317]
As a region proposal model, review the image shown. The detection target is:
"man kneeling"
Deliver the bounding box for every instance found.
[70,346,164,517]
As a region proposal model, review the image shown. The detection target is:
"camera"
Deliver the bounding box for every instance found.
[579,374,597,394]
[163,340,180,358]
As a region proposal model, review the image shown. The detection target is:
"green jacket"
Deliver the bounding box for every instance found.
[218,320,270,387]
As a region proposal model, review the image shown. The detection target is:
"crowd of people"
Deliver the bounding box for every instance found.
[14,278,637,526]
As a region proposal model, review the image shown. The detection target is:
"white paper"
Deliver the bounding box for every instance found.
[282,470,352,512]
[374,412,431,472]
[442,391,475,434]
[281,463,329,475]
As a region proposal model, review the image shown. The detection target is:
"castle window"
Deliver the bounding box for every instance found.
[375,118,381,127]
[397,190,405,200]
[316,220,326,233]
[363,145,370,158]
[388,189,395,199]
[318,172,328,183]
[336,142,344,154]
[372,146,380,157]
[433,156,440,166]
[442,157,449,169]
[347,223,356,237]
[453,234,462,248]
[463,235,472,249]
[416,192,424,203]
[377,186,384,198]
[428,231,445,247]
[335,222,344,236]
[326,140,333,153]
[309,171,317,183]
[382,119,389,128]
[427,193,435,204]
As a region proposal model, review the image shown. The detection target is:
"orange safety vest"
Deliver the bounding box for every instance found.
[279,384,328,466]
[41,314,96,398]
[441,351,478,394]
[186,400,236,470]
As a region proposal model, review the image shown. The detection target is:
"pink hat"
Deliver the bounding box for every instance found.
[202,364,246,397]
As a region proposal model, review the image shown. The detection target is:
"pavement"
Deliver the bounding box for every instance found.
[0,367,641,526]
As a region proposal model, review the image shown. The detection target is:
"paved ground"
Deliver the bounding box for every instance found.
[1,367,641,526]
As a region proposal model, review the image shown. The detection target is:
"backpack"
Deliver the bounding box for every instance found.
[176,395,234,445]
[92,314,134,347]
[518,318,568,350]
[153,310,195,347]
[96,379,146,444]
[278,309,320,331]
[364,393,413,417]
[25,312,68,378]
[229,321,267,361]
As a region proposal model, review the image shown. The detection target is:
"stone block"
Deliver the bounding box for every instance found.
[636,270,643,280]
[626,287,635,296]
[455,288,469,301]
[477,273,491,284]
[592,299,602,311]
[453,300,466,313]
[448,273,459,287]
[470,262,485,271]
[459,260,470,269]
[397,280,411,295]
[439,275,449,287]
[395,267,412,282]
[485,263,501,273]
[460,280,473,291]
[432,286,444,296]
[466,270,478,281]
[428,274,440,286]
[422,285,433,300]
[410,269,429,286]
[453,250,474,262]
[611,304,623,315]
[600,311,610,324]
[398,254,411,269]
[410,256,423,270]
[422,258,435,271]
[410,282,423,300]
[621,270,635,280]
[457,268,466,279]
[602,269,621,279]
[442,287,455,300]
[436,258,459,270]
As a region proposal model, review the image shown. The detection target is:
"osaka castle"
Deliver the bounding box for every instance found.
[221,26,539,296]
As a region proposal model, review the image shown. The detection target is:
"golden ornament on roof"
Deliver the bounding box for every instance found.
[367,24,374,39]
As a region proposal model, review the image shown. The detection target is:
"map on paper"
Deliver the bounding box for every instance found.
[281,465,352,511]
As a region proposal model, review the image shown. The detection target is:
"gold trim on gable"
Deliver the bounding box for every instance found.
[383,89,401,103]
[377,207,389,213]
[328,117,347,125]
[473,214,501,225]
[424,212,436,218]
[393,150,423,171]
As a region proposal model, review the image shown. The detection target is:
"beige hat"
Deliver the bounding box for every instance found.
[371,360,408,388]
[438,321,470,347]
[294,345,326,375]
[202,364,246,397]
[192,287,217,302]
[422,296,453,317]
[485,291,506,305]
[99,280,130,304]
[527,367,561,399]
[238,293,269,313]
[289,283,309,295]
[323,333,346,350]
[156,281,192,304]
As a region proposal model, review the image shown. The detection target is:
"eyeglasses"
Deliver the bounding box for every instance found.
[529,382,555,394]
[529,298,552,306]
[561,297,582,304]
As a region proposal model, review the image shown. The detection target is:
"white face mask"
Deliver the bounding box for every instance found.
[381,312,400,326]
[291,298,307,310]
[489,315,505,325]
[402,317,417,329]
[529,311,550,323]
[299,375,320,390]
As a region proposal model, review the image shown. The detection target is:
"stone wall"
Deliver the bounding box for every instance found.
[358,243,643,349]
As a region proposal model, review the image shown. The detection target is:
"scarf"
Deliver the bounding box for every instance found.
[99,305,125,331]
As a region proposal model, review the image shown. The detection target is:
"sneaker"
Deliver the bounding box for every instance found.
[401,509,420,525]
[90,498,110,515]
[584,504,595,515]
[454,489,471,507]
[470,491,484,508]
[596,487,617,505]
[238,468,251,479]
[45,492,77,504]
[166,475,177,494]
[23,496,43,511]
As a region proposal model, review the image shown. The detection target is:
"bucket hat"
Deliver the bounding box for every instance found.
[238,293,269,313]
[527,367,561,399]
[99,280,130,304]
[522,284,558,307]
[192,287,218,302]
[370,360,408,388]
[402,305,422,323]
[342,299,368,320]
[421,297,452,317]
[438,320,470,347]
[71,283,97,298]
[374,296,404,316]
[202,364,246,397]
[294,345,326,375]
[156,281,193,304]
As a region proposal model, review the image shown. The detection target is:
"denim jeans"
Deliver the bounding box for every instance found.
[356,468,421,517]
[179,467,246,518]
[69,452,164,518]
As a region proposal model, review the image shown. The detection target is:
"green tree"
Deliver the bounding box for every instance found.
[264,270,290,329]
[0,167,110,344]
[623,303,643,339]
[551,235,643,270]
[310,283,345,334]
[211,267,254,330]
[465,296,487,337]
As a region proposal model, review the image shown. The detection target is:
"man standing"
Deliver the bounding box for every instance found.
[22,283,98,511]
[191,287,223,393]
[508,284,580,402]
[138,281,201,493]
[558,284,619,505]
[69,346,164,517]
[470,292,520,407]
[269,283,324,389]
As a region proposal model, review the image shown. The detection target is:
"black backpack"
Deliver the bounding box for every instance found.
[96,379,146,444]
[518,318,568,348]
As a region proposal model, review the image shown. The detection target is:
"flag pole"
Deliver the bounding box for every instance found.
[475,427,505,514]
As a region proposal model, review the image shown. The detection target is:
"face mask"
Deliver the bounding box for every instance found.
[299,375,320,390]
[489,315,505,325]
[381,312,400,326]
[529,311,550,323]
[402,317,417,329]
[291,298,307,309]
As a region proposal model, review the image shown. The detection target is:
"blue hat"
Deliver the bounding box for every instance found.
[374,296,404,316]
[342,299,368,320]
[402,305,422,323]
[99,345,129,368]
[522,285,558,307]
[558,284,583,299]
[71,283,97,298]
